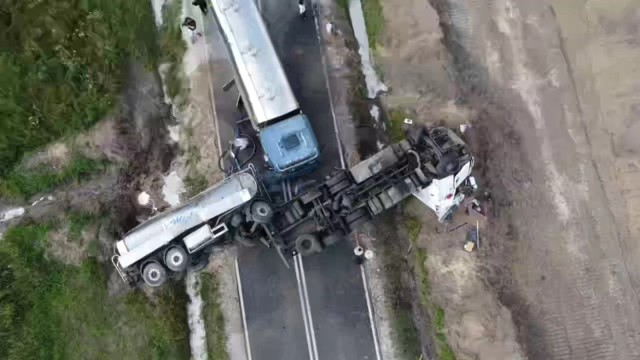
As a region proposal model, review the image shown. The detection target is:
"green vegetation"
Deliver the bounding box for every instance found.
[159,0,188,106]
[362,0,385,49]
[67,212,99,242]
[0,155,107,199]
[201,273,230,360]
[434,307,456,360]
[379,214,422,360]
[338,0,385,50]
[0,0,158,176]
[387,108,412,143]
[394,311,423,359]
[406,215,457,360]
[0,224,190,360]
[185,174,209,197]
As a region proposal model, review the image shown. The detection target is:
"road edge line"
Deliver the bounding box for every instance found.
[298,256,320,360]
[197,11,225,161]
[235,257,253,360]
[311,2,346,169]
[294,255,316,360]
[361,262,383,360]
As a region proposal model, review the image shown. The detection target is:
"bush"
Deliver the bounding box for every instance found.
[0,0,158,176]
[0,155,107,199]
[0,224,190,359]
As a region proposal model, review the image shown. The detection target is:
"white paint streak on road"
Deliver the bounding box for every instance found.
[294,255,316,360]
[235,258,253,360]
[297,255,319,360]
[162,170,186,207]
[360,264,382,360]
[151,0,167,26]
[348,0,387,98]
[0,207,25,223]
[186,271,209,360]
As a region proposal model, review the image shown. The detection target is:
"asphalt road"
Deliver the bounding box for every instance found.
[198,1,378,359]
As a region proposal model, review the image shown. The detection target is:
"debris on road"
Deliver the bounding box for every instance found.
[0,207,25,222]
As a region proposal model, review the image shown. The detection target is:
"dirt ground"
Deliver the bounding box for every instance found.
[439,0,640,359]
[372,0,525,359]
[373,0,640,359]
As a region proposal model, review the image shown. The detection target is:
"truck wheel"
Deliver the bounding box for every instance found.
[436,152,461,176]
[142,262,168,287]
[251,201,274,223]
[326,171,347,187]
[329,180,350,195]
[295,233,322,256]
[190,253,209,272]
[164,246,188,272]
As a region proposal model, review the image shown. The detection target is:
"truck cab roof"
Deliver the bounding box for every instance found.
[259,114,319,173]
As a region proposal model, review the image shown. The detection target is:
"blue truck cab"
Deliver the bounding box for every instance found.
[259,114,319,175]
[210,0,321,177]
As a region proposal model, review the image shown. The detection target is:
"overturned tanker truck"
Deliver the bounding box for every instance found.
[112,126,475,287]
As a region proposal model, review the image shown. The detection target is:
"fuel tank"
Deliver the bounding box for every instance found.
[116,172,258,269]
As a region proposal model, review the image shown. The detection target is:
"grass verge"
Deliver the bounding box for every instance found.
[185,174,209,197]
[201,272,230,360]
[338,0,385,50]
[67,212,98,242]
[159,0,188,106]
[378,214,422,359]
[0,155,108,200]
[0,0,158,176]
[361,0,385,50]
[407,214,457,360]
[0,223,190,360]
[387,108,412,143]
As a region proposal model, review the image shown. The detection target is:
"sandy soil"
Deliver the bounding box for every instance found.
[315,0,366,166]
[375,0,472,127]
[206,246,249,360]
[369,0,640,358]
[421,0,640,358]
[371,0,525,358]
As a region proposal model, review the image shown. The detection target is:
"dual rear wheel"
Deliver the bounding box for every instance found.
[141,246,189,287]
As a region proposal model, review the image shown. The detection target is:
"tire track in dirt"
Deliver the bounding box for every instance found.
[431,0,640,358]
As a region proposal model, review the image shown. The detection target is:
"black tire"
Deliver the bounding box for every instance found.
[251,201,274,223]
[142,262,168,287]
[329,180,350,195]
[295,233,322,256]
[326,171,347,187]
[230,213,244,228]
[164,246,188,272]
[189,253,209,272]
[436,152,461,177]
